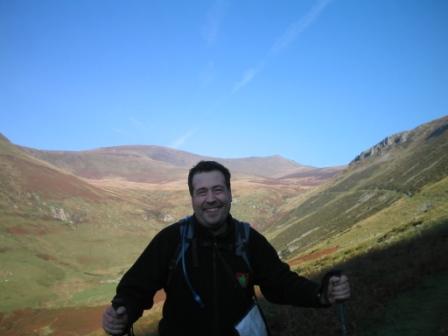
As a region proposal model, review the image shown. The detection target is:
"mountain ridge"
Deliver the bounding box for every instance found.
[16,141,325,182]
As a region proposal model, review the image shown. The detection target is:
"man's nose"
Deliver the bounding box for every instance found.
[205,191,217,202]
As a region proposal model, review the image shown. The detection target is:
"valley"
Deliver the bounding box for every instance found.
[0,116,447,335]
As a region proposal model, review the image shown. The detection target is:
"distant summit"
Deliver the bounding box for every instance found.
[20,144,316,182]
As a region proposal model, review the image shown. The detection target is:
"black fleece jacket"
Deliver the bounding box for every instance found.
[112,215,325,336]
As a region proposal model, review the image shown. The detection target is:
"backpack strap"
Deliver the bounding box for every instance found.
[176,216,194,264]
[166,216,193,288]
[179,217,204,307]
[234,220,252,273]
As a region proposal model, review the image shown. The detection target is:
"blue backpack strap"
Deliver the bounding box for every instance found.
[176,216,204,307]
[234,220,252,272]
[167,216,192,286]
[176,216,194,264]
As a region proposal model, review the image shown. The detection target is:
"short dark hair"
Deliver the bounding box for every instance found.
[188,161,231,195]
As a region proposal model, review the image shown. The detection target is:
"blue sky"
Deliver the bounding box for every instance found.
[1,0,447,167]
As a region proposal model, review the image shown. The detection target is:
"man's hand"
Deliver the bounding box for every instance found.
[326,274,351,304]
[102,305,129,336]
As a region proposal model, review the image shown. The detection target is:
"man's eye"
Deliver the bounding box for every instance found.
[196,190,207,196]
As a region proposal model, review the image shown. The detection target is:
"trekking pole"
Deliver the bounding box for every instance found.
[328,269,348,336]
[336,299,348,336]
[115,306,131,336]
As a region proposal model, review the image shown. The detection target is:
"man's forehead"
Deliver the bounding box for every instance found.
[192,170,226,187]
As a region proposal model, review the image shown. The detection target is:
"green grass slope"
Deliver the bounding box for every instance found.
[259,115,448,335]
[0,137,166,311]
[261,215,448,336]
[270,116,448,258]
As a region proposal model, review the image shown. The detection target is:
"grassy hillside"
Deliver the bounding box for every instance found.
[0,138,166,310]
[259,115,448,335]
[262,214,448,336]
[267,174,448,335]
[269,116,448,258]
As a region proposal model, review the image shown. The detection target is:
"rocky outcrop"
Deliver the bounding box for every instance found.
[0,133,11,143]
[50,206,71,223]
[350,131,411,165]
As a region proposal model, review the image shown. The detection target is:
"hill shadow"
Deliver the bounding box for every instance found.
[261,218,448,336]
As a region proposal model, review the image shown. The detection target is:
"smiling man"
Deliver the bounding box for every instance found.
[102,161,351,336]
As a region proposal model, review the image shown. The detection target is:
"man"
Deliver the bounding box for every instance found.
[102,161,351,336]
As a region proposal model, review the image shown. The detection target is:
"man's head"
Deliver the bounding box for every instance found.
[188,161,232,232]
[188,161,231,195]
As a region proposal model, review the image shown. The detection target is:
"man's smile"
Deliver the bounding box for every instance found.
[204,206,222,213]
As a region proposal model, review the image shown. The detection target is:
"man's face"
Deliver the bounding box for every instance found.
[191,170,232,231]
